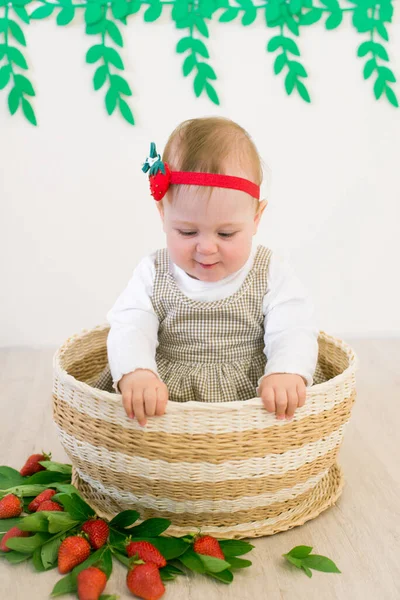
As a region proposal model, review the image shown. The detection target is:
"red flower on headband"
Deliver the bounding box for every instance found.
[142,143,171,201]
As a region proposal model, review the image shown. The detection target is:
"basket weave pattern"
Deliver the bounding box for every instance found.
[53,326,357,539]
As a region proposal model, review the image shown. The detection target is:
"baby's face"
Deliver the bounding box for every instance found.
[158,187,266,282]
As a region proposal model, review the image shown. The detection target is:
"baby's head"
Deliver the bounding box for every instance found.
[156,116,267,282]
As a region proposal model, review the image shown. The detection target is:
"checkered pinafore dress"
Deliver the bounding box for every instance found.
[152,244,272,402]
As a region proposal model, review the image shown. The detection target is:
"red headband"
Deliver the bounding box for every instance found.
[142,143,260,201]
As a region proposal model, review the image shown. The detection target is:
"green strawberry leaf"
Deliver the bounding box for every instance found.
[55,493,95,521]
[32,546,47,571]
[41,534,65,569]
[225,556,252,569]
[208,568,234,583]
[18,512,50,532]
[286,545,313,559]
[218,540,254,556]
[196,553,231,573]
[23,471,70,486]
[127,518,171,537]
[301,554,341,573]
[51,573,76,597]
[1,484,50,497]
[0,550,31,564]
[47,513,80,534]
[0,517,23,533]
[109,510,140,530]
[0,466,26,489]
[128,536,189,560]
[301,564,313,577]
[6,532,52,553]
[283,553,303,568]
[110,548,130,567]
[178,548,206,573]
[38,462,72,476]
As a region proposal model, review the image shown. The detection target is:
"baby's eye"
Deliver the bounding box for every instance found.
[218,232,235,238]
[178,230,196,236]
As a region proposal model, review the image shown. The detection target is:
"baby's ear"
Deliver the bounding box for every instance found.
[254,199,268,227]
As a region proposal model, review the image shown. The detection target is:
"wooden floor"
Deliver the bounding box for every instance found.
[0,339,399,599]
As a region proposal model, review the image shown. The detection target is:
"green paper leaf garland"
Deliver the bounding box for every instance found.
[0,0,398,126]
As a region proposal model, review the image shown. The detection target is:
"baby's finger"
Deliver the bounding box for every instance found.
[297,384,306,408]
[285,388,298,420]
[275,388,287,420]
[261,387,275,413]
[122,390,134,419]
[132,393,147,427]
[143,388,157,417]
[155,385,168,416]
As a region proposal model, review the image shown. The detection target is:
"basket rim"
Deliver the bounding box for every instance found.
[53,324,358,411]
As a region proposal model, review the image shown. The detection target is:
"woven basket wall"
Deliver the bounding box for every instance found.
[52,325,357,539]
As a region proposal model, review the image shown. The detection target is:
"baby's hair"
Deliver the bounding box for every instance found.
[161,116,265,213]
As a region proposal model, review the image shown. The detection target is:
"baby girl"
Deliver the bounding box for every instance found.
[106,116,319,426]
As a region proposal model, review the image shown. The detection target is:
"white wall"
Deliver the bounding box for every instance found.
[1,11,400,346]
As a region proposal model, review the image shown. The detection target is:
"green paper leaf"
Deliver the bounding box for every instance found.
[9,19,26,46]
[298,8,322,26]
[286,16,299,37]
[86,20,106,35]
[325,11,342,30]
[198,62,217,80]
[105,87,118,114]
[363,58,375,80]
[14,74,35,96]
[144,2,162,22]
[55,493,95,521]
[194,73,205,97]
[274,53,286,74]
[297,79,311,102]
[128,518,170,538]
[385,86,399,108]
[191,38,209,59]
[182,54,195,76]
[112,0,129,20]
[86,44,104,64]
[111,74,132,95]
[119,98,134,124]
[267,35,284,53]
[6,46,28,69]
[219,8,239,23]
[85,2,103,25]
[265,2,281,25]
[56,6,75,26]
[208,569,233,583]
[106,20,123,47]
[301,554,341,573]
[285,71,296,94]
[378,66,396,83]
[195,16,209,38]
[0,65,11,90]
[242,7,257,26]
[8,86,21,115]
[94,65,107,90]
[357,41,374,57]
[374,77,385,99]
[176,36,192,53]
[6,532,51,553]
[372,42,389,62]
[288,60,307,77]
[218,540,254,556]
[225,556,252,569]
[103,46,124,70]
[13,6,30,24]
[205,81,219,105]
[287,545,313,559]
[30,4,54,19]
[109,510,140,529]
[301,564,313,577]
[289,0,302,15]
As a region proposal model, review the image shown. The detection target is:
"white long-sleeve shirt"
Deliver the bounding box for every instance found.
[107,246,319,393]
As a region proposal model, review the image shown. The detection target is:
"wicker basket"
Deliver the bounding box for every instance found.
[52,325,357,539]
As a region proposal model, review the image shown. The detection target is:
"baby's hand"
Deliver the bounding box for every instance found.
[118,369,168,427]
[258,373,306,420]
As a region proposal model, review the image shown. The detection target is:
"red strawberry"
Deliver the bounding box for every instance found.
[20,452,51,476]
[126,541,166,568]
[77,566,107,600]
[126,563,165,600]
[0,526,30,552]
[58,536,91,574]
[36,500,64,512]
[193,535,225,560]
[149,163,171,201]
[28,489,57,512]
[81,519,109,550]
[0,494,23,519]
